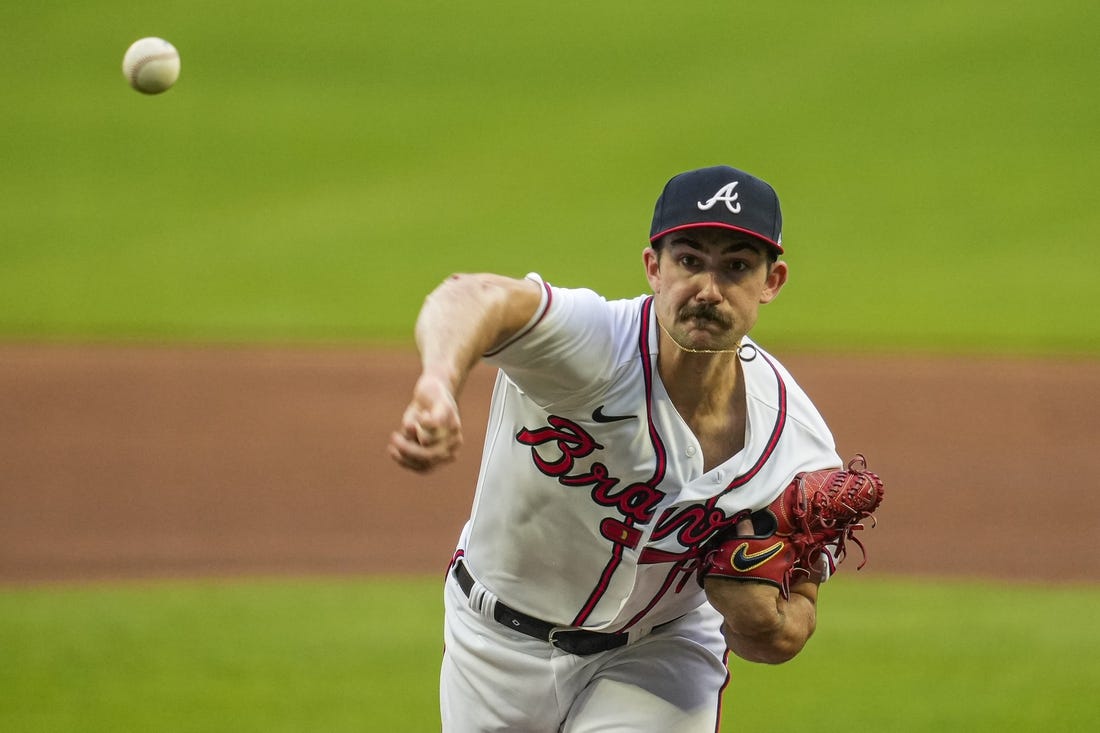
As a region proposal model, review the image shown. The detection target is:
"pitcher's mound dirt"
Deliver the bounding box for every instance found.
[2,344,1097,584]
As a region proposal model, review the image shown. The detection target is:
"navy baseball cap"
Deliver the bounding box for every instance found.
[649,165,783,254]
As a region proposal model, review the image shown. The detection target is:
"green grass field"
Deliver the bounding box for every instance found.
[3,2,1099,731]
[1,1,1097,352]
[2,576,1097,732]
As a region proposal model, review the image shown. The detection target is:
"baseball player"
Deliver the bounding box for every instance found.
[389,165,883,732]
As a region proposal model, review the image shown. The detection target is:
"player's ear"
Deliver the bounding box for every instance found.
[643,247,662,293]
[759,260,788,304]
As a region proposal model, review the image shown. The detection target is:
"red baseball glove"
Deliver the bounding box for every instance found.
[701,454,885,598]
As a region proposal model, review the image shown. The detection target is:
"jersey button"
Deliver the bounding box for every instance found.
[686,445,697,457]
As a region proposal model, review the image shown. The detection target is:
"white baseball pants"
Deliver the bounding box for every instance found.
[440,573,730,732]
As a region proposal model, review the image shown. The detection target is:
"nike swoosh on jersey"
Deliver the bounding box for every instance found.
[731,541,785,571]
[591,405,638,423]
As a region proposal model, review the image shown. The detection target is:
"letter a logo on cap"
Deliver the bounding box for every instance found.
[697,182,742,214]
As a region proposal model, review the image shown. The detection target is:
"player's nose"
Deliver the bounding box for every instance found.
[694,271,723,303]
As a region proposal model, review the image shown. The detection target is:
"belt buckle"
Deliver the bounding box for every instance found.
[549,627,590,655]
[549,627,625,656]
[547,627,569,651]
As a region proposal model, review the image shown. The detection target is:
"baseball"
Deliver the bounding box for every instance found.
[122,37,180,94]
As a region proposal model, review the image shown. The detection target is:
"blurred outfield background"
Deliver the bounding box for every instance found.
[2,1,1099,731]
[2,0,1097,351]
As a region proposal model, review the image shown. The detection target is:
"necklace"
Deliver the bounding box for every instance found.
[657,319,758,360]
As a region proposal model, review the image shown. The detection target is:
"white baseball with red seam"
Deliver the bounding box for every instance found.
[122,37,180,94]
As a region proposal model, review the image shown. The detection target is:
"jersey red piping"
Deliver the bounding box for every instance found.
[483,279,554,358]
[622,320,789,629]
[570,296,667,626]
[720,349,787,493]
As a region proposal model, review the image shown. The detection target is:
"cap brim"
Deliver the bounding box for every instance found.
[649,222,783,255]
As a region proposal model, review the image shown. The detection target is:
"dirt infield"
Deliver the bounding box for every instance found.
[2,344,1098,585]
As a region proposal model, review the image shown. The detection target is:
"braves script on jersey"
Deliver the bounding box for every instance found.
[454,274,840,633]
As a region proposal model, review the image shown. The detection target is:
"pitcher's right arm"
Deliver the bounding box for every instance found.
[388,273,543,473]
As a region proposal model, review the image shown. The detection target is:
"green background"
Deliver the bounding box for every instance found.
[2,0,1097,352]
[2,1,1098,731]
[3,577,1098,732]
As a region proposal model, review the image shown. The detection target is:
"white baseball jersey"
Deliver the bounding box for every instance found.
[456,273,841,634]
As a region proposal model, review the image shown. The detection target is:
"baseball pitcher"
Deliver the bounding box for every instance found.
[389,165,884,732]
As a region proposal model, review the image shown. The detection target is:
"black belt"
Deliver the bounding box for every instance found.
[452,561,629,656]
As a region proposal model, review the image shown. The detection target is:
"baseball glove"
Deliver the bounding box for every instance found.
[701,454,885,599]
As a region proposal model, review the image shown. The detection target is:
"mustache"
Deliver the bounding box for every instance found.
[678,305,730,328]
